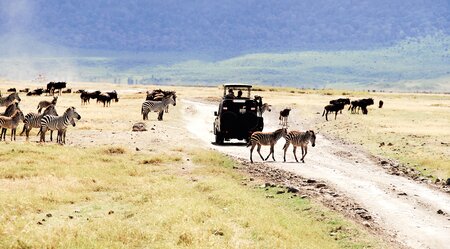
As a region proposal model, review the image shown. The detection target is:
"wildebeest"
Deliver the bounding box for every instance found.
[96,91,118,107]
[379,100,384,108]
[330,98,350,113]
[27,88,44,96]
[279,108,291,127]
[349,98,374,114]
[62,88,72,94]
[322,103,346,121]
[80,90,101,105]
[47,82,67,96]
[7,88,16,93]
[19,88,29,93]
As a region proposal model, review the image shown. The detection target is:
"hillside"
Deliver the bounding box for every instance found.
[1,0,449,53]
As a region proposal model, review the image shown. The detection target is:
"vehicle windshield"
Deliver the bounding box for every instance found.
[223,86,251,99]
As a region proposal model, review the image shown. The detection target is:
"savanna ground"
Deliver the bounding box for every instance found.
[0,80,448,248]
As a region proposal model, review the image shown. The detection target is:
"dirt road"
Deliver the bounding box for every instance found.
[183,100,450,249]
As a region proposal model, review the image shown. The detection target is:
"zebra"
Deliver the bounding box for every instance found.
[141,94,176,121]
[259,103,272,116]
[247,128,287,163]
[283,130,316,163]
[0,109,25,141]
[0,92,21,107]
[40,107,81,144]
[0,102,19,116]
[37,96,58,113]
[21,105,58,140]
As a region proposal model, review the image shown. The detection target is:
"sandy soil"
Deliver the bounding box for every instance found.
[183,99,450,249]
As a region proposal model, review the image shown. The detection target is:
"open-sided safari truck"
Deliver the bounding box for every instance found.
[213,84,264,144]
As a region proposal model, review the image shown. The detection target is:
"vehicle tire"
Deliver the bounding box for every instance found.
[215,131,224,145]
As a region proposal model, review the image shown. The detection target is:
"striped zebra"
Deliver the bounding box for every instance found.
[21,105,58,140]
[141,94,176,120]
[247,128,287,163]
[0,92,21,107]
[40,107,81,144]
[0,109,25,141]
[283,130,316,163]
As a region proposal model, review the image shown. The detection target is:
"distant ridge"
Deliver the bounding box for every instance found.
[1,0,449,53]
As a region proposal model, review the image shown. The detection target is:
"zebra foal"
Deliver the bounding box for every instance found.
[0,92,21,107]
[0,109,25,141]
[37,96,58,113]
[141,94,176,120]
[40,107,81,144]
[283,130,316,163]
[247,128,286,163]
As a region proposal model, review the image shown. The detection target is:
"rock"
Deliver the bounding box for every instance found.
[300,195,308,199]
[276,190,285,194]
[266,195,274,199]
[46,213,52,217]
[437,209,445,215]
[212,230,224,236]
[132,122,147,132]
[380,160,388,165]
[306,179,316,184]
[135,147,140,151]
[68,215,74,219]
[387,142,393,146]
[446,178,450,186]
[37,221,43,225]
[287,186,299,193]
[398,192,407,196]
[108,210,114,215]
[316,183,326,188]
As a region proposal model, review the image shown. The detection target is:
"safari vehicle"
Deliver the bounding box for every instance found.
[213,84,264,144]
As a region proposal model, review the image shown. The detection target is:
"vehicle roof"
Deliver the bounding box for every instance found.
[223,84,252,88]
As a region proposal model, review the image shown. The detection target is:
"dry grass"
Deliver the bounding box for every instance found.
[0,143,386,248]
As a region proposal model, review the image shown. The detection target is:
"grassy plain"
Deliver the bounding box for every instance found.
[0,83,387,248]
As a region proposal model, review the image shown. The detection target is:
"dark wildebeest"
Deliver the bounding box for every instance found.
[80,90,101,105]
[96,91,118,107]
[27,88,44,96]
[47,82,67,96]
[379,100,384,108]
[330,98,350,114]
[62,88,72,94]
[19,88,29,93]
[279,108,291,127]
[7,88,16,93]
[322,103,345,121]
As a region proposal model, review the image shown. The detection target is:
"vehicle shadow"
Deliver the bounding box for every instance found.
[211,142,248,147]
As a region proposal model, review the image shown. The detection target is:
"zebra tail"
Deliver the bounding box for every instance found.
[19,124,26,136]
[246,140,252,147]
[141,106,144,114]
[322,109,325,116]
